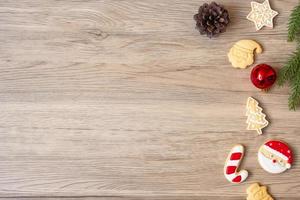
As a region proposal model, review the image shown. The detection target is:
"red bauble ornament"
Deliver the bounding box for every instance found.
[251,64,277,90]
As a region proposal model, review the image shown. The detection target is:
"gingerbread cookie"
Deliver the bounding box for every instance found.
[224,145,248,183]
[246,97,269,135]
[258,140,293,174]
[247,183,274,200]
[228,40,262,69]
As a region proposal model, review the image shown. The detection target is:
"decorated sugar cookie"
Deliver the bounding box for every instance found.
[247,183,274,200]
[228,40,262,69]
[246,97,269,135]
[224,145,248,183]
[247,0,279,31]
[258,140,293,174]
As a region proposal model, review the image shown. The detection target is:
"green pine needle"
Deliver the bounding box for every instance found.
[278,48,300,86]
[278,3,300,110]
[289,69,300,110]
[288,5,300,42]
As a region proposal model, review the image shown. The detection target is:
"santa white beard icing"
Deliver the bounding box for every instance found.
[258,140,293,174]
[258,151,287,174]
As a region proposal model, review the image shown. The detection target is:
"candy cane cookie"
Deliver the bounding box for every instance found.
[224,144,248,183]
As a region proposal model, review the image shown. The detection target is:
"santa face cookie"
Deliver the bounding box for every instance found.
[258,140,293,174]
[228,40,262,69]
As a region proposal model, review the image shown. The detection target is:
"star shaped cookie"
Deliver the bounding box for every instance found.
[247,0,278,31]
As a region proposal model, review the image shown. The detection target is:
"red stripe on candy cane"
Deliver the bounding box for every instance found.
[232,175,242,183]
[230,152,242,160]
[226,166,237,174]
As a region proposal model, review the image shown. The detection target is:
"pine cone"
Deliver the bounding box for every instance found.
[194,2,230,38]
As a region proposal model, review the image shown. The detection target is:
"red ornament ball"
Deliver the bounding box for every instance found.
[251,64,277,90]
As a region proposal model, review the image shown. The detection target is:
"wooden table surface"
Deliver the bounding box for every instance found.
[0,0,299,199]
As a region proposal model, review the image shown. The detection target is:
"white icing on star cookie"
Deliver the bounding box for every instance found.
[247,0,278,31]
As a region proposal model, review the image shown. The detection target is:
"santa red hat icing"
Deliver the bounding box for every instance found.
[263,140,293,168]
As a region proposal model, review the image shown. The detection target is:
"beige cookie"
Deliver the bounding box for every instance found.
[228,40,262,69]
[247,183,274,200]
[246,97,269,135]
[247,0,279,31]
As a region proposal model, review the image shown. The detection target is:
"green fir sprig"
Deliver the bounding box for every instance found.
[288,5,300,42]
[278,4,300,110]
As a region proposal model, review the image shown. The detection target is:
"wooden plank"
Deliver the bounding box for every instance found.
[0,197,299,200]
[0,0,299,199]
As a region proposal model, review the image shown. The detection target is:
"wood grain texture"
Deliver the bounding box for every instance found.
[0,0,299,199]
